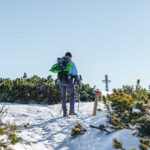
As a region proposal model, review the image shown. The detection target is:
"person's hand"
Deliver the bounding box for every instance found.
[75,80,81,86]
[74,77,81,86]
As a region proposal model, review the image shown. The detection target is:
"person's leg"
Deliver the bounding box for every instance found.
[68,83,75,113]
[60,84,67,116]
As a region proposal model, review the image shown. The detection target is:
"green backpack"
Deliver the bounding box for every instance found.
[50,57,73,82]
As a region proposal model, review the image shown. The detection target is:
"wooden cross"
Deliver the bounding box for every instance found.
[102,75,111,91]
[148,85,150,91]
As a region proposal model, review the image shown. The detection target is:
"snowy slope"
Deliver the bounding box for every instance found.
[0,102,140,150]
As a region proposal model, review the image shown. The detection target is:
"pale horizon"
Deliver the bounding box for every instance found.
[1,0,150,90]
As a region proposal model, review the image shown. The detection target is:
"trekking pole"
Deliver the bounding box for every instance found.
[77,85,80,113]
[77,75,82,114]
[78,82,83,112]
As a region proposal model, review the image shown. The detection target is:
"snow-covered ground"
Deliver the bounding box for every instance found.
[1,102,140,150]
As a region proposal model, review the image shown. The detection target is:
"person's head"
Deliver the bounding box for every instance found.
[65,52,72,58]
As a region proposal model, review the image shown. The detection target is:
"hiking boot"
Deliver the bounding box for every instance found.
[63,111,68,117]
[69,111,77,115]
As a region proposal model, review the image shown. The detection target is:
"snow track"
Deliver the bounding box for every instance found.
[0,102,139,150]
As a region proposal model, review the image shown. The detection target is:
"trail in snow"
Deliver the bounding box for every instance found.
[0,102,139,150]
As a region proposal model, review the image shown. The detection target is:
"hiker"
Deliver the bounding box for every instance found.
[58,52,80,117]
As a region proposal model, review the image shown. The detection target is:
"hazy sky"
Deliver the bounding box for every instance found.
[0,0,150,90]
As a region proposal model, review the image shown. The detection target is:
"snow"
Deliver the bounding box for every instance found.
[102,91,112,96]
[148,110,150,115]
[132,108,141,114]
[0,102,140,150]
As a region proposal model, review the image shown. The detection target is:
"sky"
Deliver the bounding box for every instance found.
[0,0,150,91]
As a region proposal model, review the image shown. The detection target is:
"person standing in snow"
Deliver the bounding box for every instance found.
[58,52,80,117]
